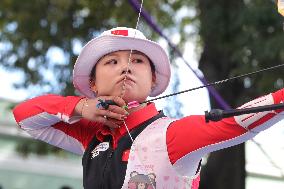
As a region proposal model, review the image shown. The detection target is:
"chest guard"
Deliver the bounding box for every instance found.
[121,117,200,189]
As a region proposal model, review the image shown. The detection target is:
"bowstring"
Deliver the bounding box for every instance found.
[120,1,157,188]
[124,1,284,181]
[120,0,144,143]
[143,63,284,104]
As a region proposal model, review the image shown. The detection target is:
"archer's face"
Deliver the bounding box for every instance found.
[91,50,155,103]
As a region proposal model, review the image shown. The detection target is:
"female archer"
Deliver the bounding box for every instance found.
[13,27,284,189]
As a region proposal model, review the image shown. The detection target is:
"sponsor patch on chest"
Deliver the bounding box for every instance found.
[91,142,109,159]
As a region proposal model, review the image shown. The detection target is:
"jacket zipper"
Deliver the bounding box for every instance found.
[100,148,114,189]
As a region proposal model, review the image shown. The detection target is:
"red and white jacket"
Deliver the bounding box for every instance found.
[13,89,284,177]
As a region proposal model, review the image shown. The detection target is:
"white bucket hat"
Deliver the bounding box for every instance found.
[73,27,171,98]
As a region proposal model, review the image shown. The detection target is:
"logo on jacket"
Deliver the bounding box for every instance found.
[91,142,109,159]
[128,171,156,189]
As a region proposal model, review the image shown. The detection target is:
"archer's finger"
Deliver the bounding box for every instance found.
[106,117,124,125]
[105,96,126,107]
[96,109,126,121]
[96,116,120,128]
[108,105,129,115]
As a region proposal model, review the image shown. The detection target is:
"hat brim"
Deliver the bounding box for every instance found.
[73,35,171,98]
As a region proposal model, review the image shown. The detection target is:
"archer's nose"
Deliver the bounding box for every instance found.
[121,60,132,75]
[121,67,132,75]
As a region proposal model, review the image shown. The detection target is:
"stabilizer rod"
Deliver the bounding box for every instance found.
[205,103,284,122]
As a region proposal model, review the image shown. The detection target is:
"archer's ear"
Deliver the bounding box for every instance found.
[90,81,98,94]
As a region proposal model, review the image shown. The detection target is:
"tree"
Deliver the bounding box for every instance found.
[197,1,284,189]
[1,0,284,188]
[0,0,186,157]
[0,0,180,96]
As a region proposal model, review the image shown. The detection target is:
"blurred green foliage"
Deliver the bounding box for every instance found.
[0,0,192,96]
[198,0,284,107]
[0,0,192,160]
[1,1,284,188]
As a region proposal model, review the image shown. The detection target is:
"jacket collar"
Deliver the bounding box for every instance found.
[96,103,159,148]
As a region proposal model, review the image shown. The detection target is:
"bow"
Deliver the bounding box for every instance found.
[127,0,284,121]
[105,62,284,121]
[126,0,284,179]
[110,0,284,185]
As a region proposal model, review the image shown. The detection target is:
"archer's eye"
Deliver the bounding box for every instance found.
[132,58,143,64]
[105,59,118,65]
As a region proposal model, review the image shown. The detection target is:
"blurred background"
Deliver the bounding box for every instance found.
[1,0,284,188]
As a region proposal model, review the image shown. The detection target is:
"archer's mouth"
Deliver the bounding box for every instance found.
[117,76,135,84]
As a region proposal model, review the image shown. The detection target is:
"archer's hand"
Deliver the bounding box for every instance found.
[74,96,128,128]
